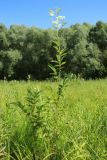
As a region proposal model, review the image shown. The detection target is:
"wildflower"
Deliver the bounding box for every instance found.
[49,8,66,30]
[49,10,54,17]
[56,16,65,21]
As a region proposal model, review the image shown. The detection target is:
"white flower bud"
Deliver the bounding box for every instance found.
[49,10,54,17]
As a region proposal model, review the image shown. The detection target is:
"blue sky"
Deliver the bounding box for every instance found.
[0,0,107,28]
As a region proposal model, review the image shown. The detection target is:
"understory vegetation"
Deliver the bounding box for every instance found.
[0,80,107,159]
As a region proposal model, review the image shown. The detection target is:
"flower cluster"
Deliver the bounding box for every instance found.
[49,8,66,30]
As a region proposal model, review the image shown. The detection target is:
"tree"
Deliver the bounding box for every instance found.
[16,27,55,79]
[84,43,103,78]
[7,25,28,51]
[0,49,22,79]
[0,24,8,49]
[89,21,107,51]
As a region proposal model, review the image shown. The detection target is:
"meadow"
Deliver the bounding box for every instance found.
[0,79,107,160]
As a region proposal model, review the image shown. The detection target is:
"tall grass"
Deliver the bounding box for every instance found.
[0,79,107,159]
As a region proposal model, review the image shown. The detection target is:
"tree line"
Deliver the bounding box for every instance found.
[0,21,107,80]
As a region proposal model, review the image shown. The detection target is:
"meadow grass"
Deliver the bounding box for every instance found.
[0,79,107,160]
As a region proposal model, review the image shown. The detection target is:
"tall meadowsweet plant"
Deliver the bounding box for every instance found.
[49,8,68,99]
[48,8,68,159]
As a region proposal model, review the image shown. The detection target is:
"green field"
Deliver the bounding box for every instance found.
[0,80,107,160]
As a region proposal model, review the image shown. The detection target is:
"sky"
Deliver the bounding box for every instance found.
[0,0,107,28]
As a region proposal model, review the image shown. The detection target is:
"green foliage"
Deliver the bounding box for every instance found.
[0,24,8,49]
[1,21,107,79]
[5,87,47,159]
[49,39,67,81]
[49,8,68,101]
[0,80,107,159]
[89,21,107,50]
[0,49,22,79]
